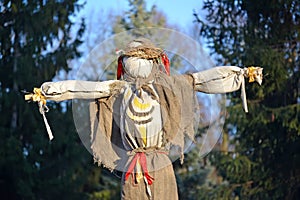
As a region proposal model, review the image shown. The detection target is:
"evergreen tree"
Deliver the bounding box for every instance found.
[0,1,103,199]
[192,0,300,199]
[113,0,167,37]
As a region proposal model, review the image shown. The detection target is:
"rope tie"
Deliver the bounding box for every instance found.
[25,88,54,140]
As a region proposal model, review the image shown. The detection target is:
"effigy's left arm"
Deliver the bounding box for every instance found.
[191,66,263,113]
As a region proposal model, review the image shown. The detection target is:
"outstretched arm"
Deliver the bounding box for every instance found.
[24,79,127,140]
[191,66,263,112]
[40,80,127,102]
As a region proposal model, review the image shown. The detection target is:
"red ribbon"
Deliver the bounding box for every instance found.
[161,53,170,76]
[117,56,124,80]
[125,152,154,185]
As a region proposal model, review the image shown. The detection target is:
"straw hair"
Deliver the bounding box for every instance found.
[122,38,164,59]
[123,46,164,59]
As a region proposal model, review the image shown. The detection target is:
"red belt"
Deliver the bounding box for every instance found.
[125,152,154,185]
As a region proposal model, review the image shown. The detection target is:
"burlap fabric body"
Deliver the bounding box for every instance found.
[90,72,196,199]
[90,38,197,199]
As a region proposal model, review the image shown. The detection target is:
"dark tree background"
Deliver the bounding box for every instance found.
[189,0,300,199]
[0,1,120,199]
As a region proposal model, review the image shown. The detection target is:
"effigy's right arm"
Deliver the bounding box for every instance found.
[24,80,127,140]
[40,80,126,101]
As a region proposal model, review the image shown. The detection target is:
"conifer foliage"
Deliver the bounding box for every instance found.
[193,0,300,199]
[0,1,91,199]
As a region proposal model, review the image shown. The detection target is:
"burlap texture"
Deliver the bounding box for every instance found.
[89,72,197,172]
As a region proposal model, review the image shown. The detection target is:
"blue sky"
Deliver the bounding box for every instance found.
[83,0,203,29]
